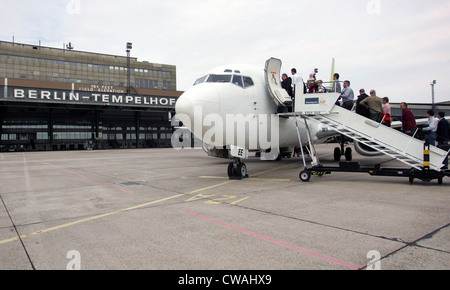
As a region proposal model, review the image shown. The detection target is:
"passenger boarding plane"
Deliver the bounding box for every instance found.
[173,58,427,179]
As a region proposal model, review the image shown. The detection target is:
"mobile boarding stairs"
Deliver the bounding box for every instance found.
[265,58,450,184]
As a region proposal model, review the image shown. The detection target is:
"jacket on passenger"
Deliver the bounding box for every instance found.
[401,108,416,131]
[437,118,450,143]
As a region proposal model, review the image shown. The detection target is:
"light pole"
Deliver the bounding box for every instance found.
[431,80,436,110]
[126,42,132,96]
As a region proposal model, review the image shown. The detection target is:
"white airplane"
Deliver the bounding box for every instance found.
[173,58,445,179]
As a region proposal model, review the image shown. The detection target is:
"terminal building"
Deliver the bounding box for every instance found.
[0,41,183,151]
[1,40,448,152]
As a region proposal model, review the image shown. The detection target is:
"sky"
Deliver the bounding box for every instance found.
[1,0,450,104]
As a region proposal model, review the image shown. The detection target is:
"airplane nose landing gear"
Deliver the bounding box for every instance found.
[334,135,353,162]
[227,158,248,180]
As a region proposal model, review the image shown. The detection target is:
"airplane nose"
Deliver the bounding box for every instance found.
[175,93,194,117]
[174,92,199,132]
[174,85,220,132]
[173,84,222,147]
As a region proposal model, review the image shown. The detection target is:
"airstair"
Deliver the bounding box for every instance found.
[304,105,444,171]
[264,57,450,184]
[294,96,450,183]
[293,94,450,184]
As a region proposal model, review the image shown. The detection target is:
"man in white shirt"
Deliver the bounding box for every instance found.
[291,68,304,96]
[423,110,439,146]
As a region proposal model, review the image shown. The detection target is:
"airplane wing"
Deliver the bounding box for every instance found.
[391,117,450,129]
[390,121,402,129]
[391,118,428,129]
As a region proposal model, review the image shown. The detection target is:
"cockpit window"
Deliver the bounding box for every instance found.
[243,76,254,88]
[194,74,254,89]
[206,75,232,83]
[232,75,243,87]
[194,75,208,86]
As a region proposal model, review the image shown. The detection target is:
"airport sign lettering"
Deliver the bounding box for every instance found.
[78,84,126,94]
[0,87,177,108]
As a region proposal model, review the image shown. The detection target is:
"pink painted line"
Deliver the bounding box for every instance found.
[186,211,362,270]
[43,162,135,195]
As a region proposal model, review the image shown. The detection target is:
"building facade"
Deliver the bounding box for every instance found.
[390,102,450,120]
[0,41,183,151]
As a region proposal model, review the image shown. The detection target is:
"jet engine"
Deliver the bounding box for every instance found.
[353,141,383,157]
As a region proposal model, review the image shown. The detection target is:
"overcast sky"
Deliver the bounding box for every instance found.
[1,0,449,103]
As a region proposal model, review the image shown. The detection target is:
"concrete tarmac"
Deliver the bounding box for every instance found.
[0,144,449,270]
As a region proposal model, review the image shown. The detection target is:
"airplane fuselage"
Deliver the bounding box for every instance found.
[174,64,333,155]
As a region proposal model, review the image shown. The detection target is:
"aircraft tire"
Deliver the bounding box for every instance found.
[334,147,341,162]
[237,163,247,178]
[227,163,236,178]
[345,147,352,161]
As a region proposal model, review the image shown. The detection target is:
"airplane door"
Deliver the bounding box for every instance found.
[264,58,292,107]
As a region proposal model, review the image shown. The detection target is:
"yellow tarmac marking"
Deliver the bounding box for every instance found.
[200,163,296,182]
[248,177,291,181]
[0,194,184,245]
[251,164,297,177]
[0,164,292,245]
[230,197,250,205]
[0,182,235,246]
[188,181,236,193]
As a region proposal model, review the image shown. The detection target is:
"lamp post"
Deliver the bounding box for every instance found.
[126,42,132,96]
[126,42,140,148]
[431,80,436,110]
